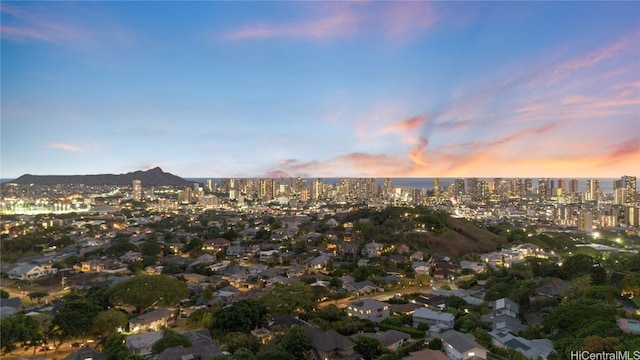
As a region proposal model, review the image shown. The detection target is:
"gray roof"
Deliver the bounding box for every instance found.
[348,299,388,311]
[129,308,173,325]
[305,326,355,352]
[63,348,107,360]
[440,330,486,353]
[413,308,454,322]
[157,329,221,360]
[354,330,409,347]
[489,330,555,359]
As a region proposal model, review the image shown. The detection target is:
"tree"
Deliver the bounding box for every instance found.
[354,336,383,360]
[275,326,310,360]
[152,329,192,354]
[53,299,101,342]
[104,333,145,360]
[28,291,49,304]
[1,289,9,298]
[428,337,443,350]
[214,299,267,333]
[108,275,188,313]
[260,282,316,316]
[91,309,128,348]
[219,332,260,353]
[254,344,293,360]
[444,295,467,310]
[621,272,640,299]
[0,313,42,354]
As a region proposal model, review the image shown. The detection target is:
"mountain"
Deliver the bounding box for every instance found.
[8,167,194,186]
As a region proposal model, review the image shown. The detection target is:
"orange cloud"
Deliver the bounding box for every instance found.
[380,115,428,134]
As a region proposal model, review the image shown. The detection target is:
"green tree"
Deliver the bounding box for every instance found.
[444,295,467,310]
[621,272,640,299]
[354,336,383,360]
[53,299,101,341]
[104,333,145,360]
[260,282,316,316]
[28,291,49,304]
[428,337,443,350]
[219,332,260,353]
[254,344,293,360]
[91,309,128,348]
[0,313,42,354]
[108,275,188,313]
[0,289,9,298]
[152,329,192,354]
[214,299,266,333]
[275,326,310,360]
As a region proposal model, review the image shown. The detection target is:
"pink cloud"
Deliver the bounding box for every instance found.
[224,11,362,41]
[46,143,84,152]
[1,3,90,45]
[222,2,439,42]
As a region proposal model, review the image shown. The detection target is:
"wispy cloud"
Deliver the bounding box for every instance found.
[221,2,438,42]
[1,3,91,45]
[46,142,84,152]
[224,11,361,41]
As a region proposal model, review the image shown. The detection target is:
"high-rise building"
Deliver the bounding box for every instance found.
[132,180,142,201]
[569,179,579,194]
[623,175,637,204]
[586,179,601,201]
[455,178,465,196]
[524,178,533,195]
[538,178,549,202]
[578,211,593,232]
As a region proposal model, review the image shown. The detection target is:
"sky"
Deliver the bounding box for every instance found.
[1,1,639,179]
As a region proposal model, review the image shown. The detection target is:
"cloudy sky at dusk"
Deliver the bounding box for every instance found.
[2,1,639,179]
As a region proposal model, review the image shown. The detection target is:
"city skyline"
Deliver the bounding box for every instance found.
[1,1,639,179]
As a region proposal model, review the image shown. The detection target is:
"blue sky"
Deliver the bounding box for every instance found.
[1,1,639,178]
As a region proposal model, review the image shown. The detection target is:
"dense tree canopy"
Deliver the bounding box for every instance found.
[214,299,267,333]
[0,313,42,354]
[53,299,102,341]
[108,275,188,313]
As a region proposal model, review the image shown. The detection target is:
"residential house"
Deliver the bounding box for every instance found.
[304,326,360,360]
[535,279,567,299]
[404,348,450,360]
[202,238,230,252]
[0,297,22,319]
[7,264,57,280]
[411,294,446,310]
[259,250,279,262]
[119,251,143,264]
[353,330,410,352]
[157,328,222,360]
[128,308,174,333]
[362,241,383,257]
[63,348,107,360]
[396,244,410,254]
[410,251,424,262]
[493,298,519,318]
[440,330,487,360]
[126,331,164,357]
[346,299,390,323]
[413,308,455,328]
[308,254,332,271]
[343,280,382,296]
[489,330,555,359]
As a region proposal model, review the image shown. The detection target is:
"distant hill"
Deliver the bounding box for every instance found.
[9,167,194,186]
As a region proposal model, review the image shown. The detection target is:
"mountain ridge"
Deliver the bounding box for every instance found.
[8,167,194,186]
